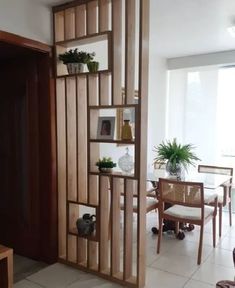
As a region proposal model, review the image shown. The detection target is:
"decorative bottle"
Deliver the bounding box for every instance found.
[121,120,133,140]
[118,147,134,174]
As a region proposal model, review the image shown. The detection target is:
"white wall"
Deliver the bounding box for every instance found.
[0,0,52,44]
[147,54,167,168]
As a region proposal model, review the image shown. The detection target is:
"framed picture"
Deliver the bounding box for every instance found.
[97,117,115,140]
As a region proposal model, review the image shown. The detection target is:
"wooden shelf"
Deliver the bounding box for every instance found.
[56,69,111,79]
[68,200,98,208]
[55,31,111,47]
[90,139,135,144]
[89,171,136,179]
[69,228,98,242]
[89,104,138,109]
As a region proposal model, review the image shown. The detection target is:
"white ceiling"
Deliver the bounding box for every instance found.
[39,0,235,58]
[150,0,235,58]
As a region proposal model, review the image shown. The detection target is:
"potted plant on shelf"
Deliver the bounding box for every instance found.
[96,157,116,173]
[87,60,99,73]
[58,49,95,74]
[153,138,200,179]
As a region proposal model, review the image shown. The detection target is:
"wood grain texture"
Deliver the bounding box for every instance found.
[124,180,134,280]
[66,77,77,202]
[77,76,88,203]
[55,11,65,42]
[56,79,67,259]
[65,8,76,40]
[56,46,67,77]
[87,1,98,34]
[112,0,122,105]
[99,73,111,105]
[125,0,136,104]
[68,235,77,263]
[137,0,150,286]
[88,74,99,106]
[76,5,87,37]
[99,0,110,32]
[99,176,110,272]
[111,178,122,276]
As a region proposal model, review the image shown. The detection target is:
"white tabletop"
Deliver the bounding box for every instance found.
[147,170,232,190]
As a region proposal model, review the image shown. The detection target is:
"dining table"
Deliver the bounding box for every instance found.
[147,169,232,239]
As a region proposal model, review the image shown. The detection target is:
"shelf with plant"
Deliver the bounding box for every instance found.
[153,138,200,178]
[58,48,100,75]
[95,157,117,173]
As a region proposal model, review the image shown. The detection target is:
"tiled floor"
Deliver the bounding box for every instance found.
[14,211,235,288]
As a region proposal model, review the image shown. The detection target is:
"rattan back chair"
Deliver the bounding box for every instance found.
[157,178,217,265]
[198,165,233,236]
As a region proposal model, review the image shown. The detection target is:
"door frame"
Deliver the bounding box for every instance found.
[0,30,57,263]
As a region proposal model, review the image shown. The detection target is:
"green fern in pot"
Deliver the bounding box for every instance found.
[153,138,200,178]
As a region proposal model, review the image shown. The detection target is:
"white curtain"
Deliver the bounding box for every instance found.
[167,66,219,167]
[167,66,235,211]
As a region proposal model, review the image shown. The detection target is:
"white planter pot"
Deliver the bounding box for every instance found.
[66,63,85,74]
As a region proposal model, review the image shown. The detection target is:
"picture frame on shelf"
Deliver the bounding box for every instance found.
[97,116,115,140]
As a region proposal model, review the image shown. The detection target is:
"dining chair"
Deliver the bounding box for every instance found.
[198,165,233,237]
[157,178,218,265]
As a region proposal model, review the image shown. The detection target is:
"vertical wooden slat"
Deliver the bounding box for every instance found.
[99,176,110,273]
[76,5,86,37]
[68,203,79,263]
[124,179,133,280]
[66,77,77,202]
[88,240,98,270]
[65,8,76,40]
[111,177,121,276]
[68,235,77,263]
[112,0,123,105]
[77,237,87,265]
[56,46,67,77]
[100,74,111,105]
[77,76,88,203]
[99,0,110,32]
[54,11,65,42]
[88,75,99,106]
[137,0,150,286]
[125,0,136,104]
[56,79,66,259]
[87,1,98,34]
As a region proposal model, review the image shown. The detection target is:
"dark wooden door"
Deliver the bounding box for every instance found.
[0,55,56,261]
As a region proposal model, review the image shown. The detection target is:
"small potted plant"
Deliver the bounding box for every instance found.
[87,61,99,73]
[153,138,200,178]
[58,49,95,74]
[96,157,116,173]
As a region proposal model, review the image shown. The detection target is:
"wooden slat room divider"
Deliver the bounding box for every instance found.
[53,0,149,287]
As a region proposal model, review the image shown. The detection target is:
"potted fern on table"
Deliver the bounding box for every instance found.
[153,138,200,179]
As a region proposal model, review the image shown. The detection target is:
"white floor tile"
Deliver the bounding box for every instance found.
[166,238,213,261]
[184,279,214,288]
[218,235,235,251]
[67,278,114,288]
[151,253,199,277]
[192,261,234,285]
[146,267,188,288]
[27,263,84,288]
[14,279,43,288]
[205,247,234,268]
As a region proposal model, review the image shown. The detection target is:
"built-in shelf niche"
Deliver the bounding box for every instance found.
[56,32,111,77]
[89,107,136,142]
[89,143,136,178]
